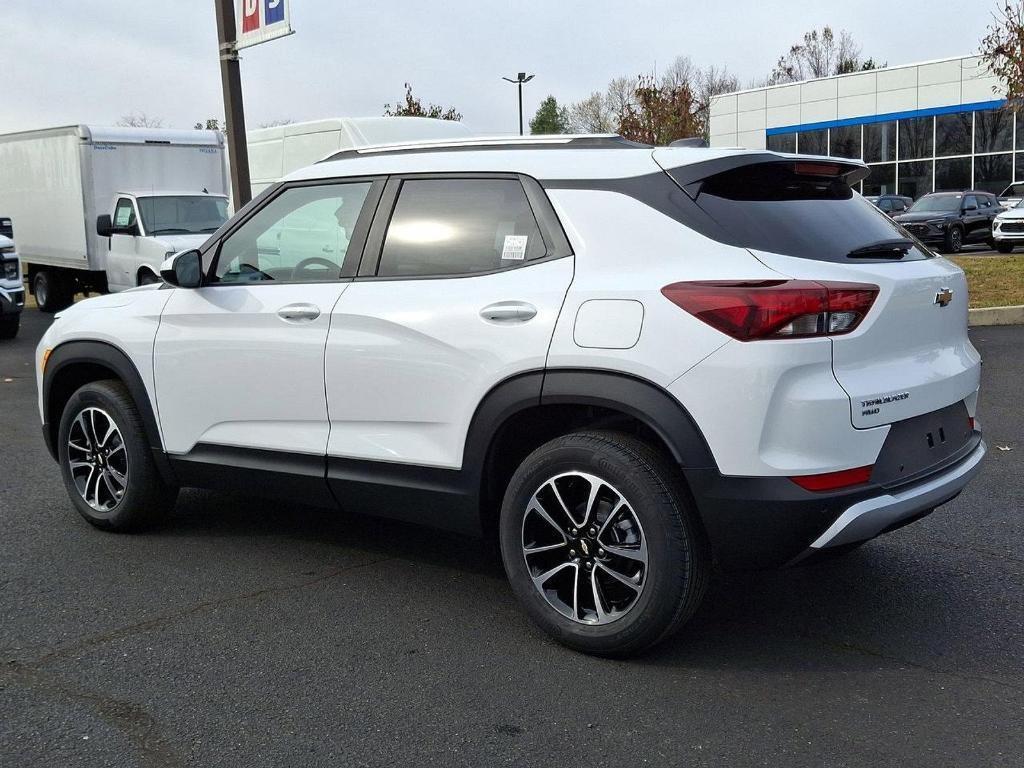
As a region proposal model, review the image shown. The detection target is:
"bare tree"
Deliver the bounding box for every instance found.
[384,83,462,121]
[981,1,1024,108]
[768,27,880,84]
[117,112,164,128]
[566,77,636,133]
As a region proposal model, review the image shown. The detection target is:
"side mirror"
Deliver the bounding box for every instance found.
[97,214,139,237]
[160,249,203,289]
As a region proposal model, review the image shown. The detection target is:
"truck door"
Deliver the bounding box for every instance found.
[107,197,141,291]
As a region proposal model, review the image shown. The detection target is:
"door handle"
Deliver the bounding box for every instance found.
[277,303,321,322]
[480,301,537,323]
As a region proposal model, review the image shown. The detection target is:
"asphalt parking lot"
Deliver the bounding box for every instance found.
[1,308,1022,767]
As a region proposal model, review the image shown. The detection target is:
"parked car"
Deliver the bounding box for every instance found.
[998,181,1024,208]
[893,191,1000,253]
[0,233,24,339]
[865,194,912,216]
[36,137,985,656]
[991,198,1024,252]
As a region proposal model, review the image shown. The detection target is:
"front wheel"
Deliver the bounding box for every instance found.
[943,226,964,254]
[499,431,709,657]
[996,240,1015,254]
[57,380,178,531]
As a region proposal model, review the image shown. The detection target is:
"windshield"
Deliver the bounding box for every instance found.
[137,196,229,235]
[908,195,961,213]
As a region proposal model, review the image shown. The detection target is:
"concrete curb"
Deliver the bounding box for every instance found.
[969,305,1024,327]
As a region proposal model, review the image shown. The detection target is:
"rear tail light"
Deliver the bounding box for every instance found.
[661,280,879,341]
[790,465,873,492]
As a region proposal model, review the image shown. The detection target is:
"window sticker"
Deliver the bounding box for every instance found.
[501,235,528,261]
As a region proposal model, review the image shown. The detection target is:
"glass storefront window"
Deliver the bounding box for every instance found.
[862,163,896,196]
[797,129,827,155]
[767,133,796,153]
[935,113,972,157]
[975,153,1013,194]
[975,109,1013,154]
[934,157,972,191]
[829,125,861,159]
[898,161,932,199]
[864,121,896,163]
[899,117,934,160]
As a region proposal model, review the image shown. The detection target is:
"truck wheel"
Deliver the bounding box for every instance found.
[943,226,963,254]
[0,315,18,340]
[33,270,73,313]
[499,431,709,657]
[997,241,1015,254]
[57,380,178,531]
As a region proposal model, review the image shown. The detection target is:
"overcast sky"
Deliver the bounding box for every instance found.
[3,0,994,136]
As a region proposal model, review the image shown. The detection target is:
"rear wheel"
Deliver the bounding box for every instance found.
[33,270,73,313]
[57,380,177,531]
[0,315,18,339]
[499,431,709,657]
[996,240,1015,254]
[943,225,963,254]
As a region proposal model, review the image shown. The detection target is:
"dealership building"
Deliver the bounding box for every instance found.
[708,55,1012,198]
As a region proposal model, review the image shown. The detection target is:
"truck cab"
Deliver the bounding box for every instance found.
[0,232,24,339]
[96,191,229,290]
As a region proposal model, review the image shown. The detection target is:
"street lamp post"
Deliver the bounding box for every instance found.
[502,72,535,136]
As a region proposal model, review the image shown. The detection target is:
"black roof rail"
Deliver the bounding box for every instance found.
[318,135,652,164]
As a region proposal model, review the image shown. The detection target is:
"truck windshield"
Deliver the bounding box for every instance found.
[137,196,229,235]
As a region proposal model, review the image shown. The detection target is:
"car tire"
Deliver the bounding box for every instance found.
[996,241,1015,254]
[0,315,18,340]
[57,380,178,531]
[499,430,709,657]
[33,270,73,313]
[943,226,963,254]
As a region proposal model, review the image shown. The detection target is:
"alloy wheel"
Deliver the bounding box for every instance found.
[521,471,648,625]
[67,407,129,512]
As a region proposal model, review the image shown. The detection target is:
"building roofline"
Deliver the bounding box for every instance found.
[713,53,987,101]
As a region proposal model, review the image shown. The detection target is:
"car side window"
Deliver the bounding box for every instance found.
[963,195,978,210]
[879,199,893,212]
[214,182,372,283]
[113,198,137,230]
[376,178,548,278]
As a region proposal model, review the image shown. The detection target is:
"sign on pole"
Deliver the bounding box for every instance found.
[236,0,293,50]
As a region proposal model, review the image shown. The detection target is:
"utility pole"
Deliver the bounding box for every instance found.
[215,0,252,208]
[502,72,535,136]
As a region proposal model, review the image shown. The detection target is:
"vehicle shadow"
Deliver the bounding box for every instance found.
[162,488,990,675]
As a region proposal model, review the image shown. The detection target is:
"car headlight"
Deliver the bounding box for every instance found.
[2,259,19,281]
[926,219,949,228]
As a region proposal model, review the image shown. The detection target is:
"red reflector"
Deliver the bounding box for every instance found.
[790,465,874,492]
[968,416,975,430]
[661,280,878,341]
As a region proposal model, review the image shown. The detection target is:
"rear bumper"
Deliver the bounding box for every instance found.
[685,434,986,570]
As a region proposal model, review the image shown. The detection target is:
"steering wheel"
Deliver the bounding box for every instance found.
[292,256,340,281]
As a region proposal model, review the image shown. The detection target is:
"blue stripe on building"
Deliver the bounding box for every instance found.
[766,99,1008,136]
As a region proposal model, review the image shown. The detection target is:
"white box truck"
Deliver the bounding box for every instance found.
[0,125,229,312]
[247,117,473,196]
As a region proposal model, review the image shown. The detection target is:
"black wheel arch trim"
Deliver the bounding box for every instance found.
[42,340,176,485]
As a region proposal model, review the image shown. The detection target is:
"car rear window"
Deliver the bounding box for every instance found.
[669,161,932,263]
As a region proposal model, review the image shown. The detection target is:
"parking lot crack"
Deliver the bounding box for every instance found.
[25,556,392,668]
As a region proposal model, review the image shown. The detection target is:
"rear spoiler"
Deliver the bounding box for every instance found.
[655,151,870,200]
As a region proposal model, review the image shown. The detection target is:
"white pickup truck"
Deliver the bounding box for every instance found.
[0,125,229,312]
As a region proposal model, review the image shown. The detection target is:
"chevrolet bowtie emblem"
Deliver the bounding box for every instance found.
[935,288,953,307]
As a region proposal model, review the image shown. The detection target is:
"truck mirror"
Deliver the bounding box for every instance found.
[160,250,203,289]
[96,214,114,237]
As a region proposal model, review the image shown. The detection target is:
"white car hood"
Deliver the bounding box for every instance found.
[997,207,1024,220]
[150,234,209,253]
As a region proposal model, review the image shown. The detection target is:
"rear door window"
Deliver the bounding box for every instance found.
[376,178,548,278]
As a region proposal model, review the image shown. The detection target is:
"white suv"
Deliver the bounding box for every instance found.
[36,136,986,656]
